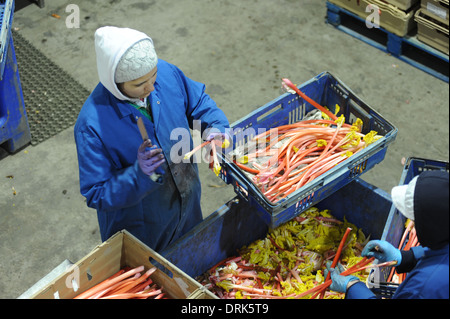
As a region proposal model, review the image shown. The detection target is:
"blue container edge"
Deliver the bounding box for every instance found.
[160,178,393,281]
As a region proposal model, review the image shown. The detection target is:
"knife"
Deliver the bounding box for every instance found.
[137,117,149,141]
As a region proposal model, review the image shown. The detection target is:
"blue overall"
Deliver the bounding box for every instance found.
[74,60,229,251]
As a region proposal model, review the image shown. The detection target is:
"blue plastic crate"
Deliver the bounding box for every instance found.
[0,0,31,153]
[218,71,398,229]
[375,157,449,285]
[1,0,14,80]
[160,178,393,280]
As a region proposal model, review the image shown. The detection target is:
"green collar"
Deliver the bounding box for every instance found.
[128,98,152,122]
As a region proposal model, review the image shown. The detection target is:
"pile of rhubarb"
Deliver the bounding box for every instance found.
[199,207,373,299]
[228,78,383,204]
[231,112,382,204]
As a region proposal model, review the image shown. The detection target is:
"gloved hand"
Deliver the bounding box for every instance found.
[325,262,360,293]
[137,139,165,177]
[361,240,402,264]
[205,132,231,149]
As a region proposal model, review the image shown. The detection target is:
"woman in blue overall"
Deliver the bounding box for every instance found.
[74,27,230,251]
[326,170,449,299]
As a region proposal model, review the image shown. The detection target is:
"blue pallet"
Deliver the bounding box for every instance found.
[218,71,397,229]
[326,1,449,83]
[160,178,393,280]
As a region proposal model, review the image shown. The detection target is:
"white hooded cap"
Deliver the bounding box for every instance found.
[94,26,158,101]
[115,39,157,83]
[391,175,419,221]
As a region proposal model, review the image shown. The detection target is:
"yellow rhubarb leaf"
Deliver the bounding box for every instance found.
[222,139,231,149]
[321,112,331,121]
[340,151,353,157]
[213,163,222,176]
[334,104,340,115]
[363,130,378,147]
[316,139,327,147]
[351,118,363,132]
[237,155,249,164]
[334,114,345,126]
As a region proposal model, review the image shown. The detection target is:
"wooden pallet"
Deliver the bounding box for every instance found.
[326,1,449,82]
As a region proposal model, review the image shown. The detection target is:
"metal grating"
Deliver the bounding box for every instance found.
[12,29,89,145]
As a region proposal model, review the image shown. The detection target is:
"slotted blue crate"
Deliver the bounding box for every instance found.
[218,71,398,229]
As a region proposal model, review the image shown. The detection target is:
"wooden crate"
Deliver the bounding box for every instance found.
[384,0,420,10]
[421,0,449,25]
[30,230,216,299]
[327,1,449,82]
[415,8,449,54]
[329,0,418,36]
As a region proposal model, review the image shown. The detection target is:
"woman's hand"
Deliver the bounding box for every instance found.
[137,139,165,176]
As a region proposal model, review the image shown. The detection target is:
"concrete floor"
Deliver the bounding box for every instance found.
[1,0,448,299]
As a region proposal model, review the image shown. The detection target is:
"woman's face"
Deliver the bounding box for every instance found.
[118,67,157,99]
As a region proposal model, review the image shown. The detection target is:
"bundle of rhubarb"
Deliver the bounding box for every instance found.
[74,266,167,299]
[199,207,373,299]
[227,78,383,204]
[231,112,382,204]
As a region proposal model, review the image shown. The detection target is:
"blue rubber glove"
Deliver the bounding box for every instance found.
[361,240,402,264]
[137,139,165,177]
[325,262,360,293]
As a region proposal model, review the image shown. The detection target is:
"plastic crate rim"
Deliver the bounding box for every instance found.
[228,71,334,129]
[228,70,398,139]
